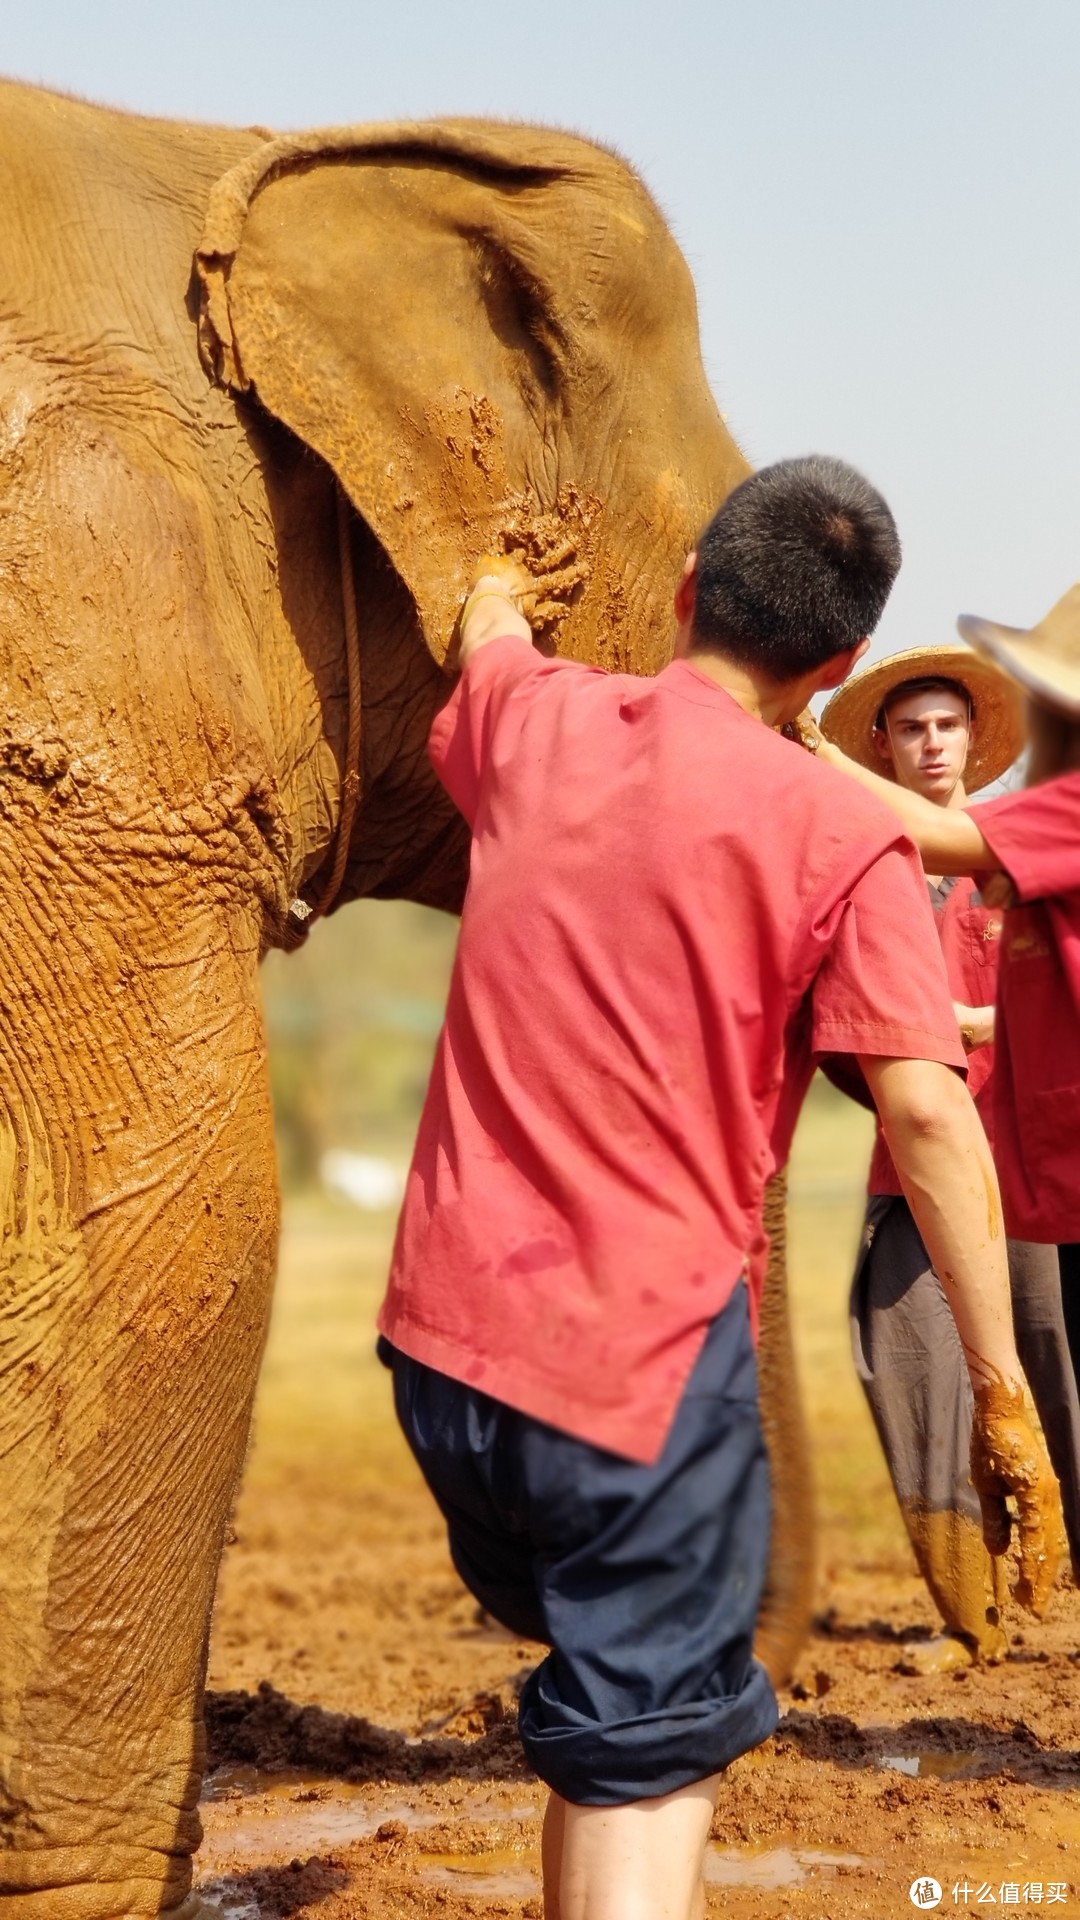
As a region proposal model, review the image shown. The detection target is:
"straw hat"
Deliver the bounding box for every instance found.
[820,644,1025,792]
[958,583,1080,717]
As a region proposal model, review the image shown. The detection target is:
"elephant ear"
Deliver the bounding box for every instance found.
[196,125,589,663]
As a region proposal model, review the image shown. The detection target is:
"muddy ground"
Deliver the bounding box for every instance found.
[201,1092,1080,1918]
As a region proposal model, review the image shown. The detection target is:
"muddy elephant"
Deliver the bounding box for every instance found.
[0,80,811,1918]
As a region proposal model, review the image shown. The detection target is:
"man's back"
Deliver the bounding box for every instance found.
[381,638,953,1461]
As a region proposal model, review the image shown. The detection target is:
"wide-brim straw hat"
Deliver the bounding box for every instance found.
[958,583,1080,718]
[820,644,1025,793]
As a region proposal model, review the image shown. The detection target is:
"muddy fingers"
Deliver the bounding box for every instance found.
[466,539,590,645]
[524,565,591,634]
[970,1380,1065,1617]
[531,596,578,629]
[972,1474,1014,1566]
[467,555,536,606]
[779,710,825,754]
[499,544,589,590]
[1013,1453,1067,1615]
[528,534,578,572]
[532,559,590,594]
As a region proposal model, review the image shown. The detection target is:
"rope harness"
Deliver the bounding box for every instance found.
[286,482,363,941]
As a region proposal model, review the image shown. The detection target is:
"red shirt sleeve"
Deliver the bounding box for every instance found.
[973,771,1080,903]
[808,842,967,1068]
[428,636,555,826]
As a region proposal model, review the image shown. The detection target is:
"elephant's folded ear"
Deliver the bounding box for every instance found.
[196,126,578,665]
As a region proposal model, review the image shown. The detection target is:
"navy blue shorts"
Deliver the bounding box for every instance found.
[381,1283,777,1805]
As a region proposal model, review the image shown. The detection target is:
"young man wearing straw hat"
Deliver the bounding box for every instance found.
[812,586,1080,1551]
[822,649,1080,1669]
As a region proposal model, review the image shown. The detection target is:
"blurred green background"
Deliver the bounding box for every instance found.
[262,899,459,1189]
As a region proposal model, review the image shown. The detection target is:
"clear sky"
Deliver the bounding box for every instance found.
[5,0,1078,663]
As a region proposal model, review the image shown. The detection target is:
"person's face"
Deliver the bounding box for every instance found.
[873,687,973,802]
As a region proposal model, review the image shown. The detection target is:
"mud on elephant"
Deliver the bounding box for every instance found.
[0,80,808,1919]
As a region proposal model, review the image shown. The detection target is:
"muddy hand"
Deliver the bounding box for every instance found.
[465,553,537,616]
[779,709,825,754]
[970,1380,1065,1616]
[500,544,590,630]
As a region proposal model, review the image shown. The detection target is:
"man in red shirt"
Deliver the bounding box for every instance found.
[379,458,1059,1920]
[822,652,1080,1671]
[816,588,1080,1256]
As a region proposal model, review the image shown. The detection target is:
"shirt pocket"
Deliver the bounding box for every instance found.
[967,906,1004,978]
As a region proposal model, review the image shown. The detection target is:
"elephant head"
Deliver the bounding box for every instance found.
[195,121,748,686]
[195,126,812,1675]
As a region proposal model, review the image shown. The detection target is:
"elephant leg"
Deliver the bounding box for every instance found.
[850,1197,1005,1665]
[754,1171,816,1686]
[0,808,279,1919]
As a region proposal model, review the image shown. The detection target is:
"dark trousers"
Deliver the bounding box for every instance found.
[383,1286,778,1805]
[1059,1243,1080,1401]
[852,1198,1080,1653]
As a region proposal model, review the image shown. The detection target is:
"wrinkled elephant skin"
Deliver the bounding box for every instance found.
[0,82,803,1919]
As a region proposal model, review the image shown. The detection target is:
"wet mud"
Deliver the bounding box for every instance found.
[205,1680,530,1786]
[972,1375,1066,1614]
[901,1502,1008,1659]
[200,1197,1080,1917]
[205,1497,1080,1918]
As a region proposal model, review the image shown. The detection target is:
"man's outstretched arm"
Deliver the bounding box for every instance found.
[817,737,998,876]
[859,1053,1063,1614]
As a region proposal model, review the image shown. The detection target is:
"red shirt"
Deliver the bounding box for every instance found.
[973,771,1080,1243]
[379,640,966,1463]
[868,877,1004,1195]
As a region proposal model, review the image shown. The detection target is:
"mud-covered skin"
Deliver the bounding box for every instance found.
[0,82,762,1920]
[971,1380,1065,1617]
[755,1171,817,1686]
[0,338,282,1918]
[899,1507,1008,1664]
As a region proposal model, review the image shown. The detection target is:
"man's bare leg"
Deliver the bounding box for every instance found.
[543,1792,567,1920]
[543,1776,720,1920]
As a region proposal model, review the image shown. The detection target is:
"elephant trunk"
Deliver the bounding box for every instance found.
[753,1169,817,1685]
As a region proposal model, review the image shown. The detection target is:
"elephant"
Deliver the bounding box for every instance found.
[0,78,812,1919]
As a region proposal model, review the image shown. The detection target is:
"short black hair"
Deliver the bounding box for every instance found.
[691,455,901,681]
[875,676,973,730]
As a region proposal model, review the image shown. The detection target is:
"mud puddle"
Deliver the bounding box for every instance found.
[196,1884,261,1920]
[200,1773,870,1897]
[199,1770,535,1870]
[421,1847,539,1898]
[705,1843,865,1887]
[418,1839,867,1898]
[880,1750,981,1780]
[200,1779,441,1867]
[203,1765,359,1801]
